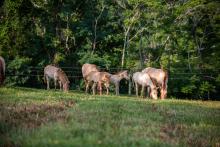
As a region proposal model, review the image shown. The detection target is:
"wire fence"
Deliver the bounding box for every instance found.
[5,66,219,80]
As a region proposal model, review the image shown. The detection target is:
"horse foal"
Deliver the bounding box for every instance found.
[85,71,111,95]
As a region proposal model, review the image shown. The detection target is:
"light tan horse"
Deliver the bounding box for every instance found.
[44,65,70,92]
[110,70,129,95]
[132,72,158,99]
[82,63,99,92]
[85,71,111,95]
[142,67,168,99]
[0,56,5,85]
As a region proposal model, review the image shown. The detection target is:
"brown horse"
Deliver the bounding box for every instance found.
[44,65,70,92]
[0,56,5,85]
[142,67,168,99]
[85,71,111,95]
[57,69,70,92]
[82,63,100,92]
[110,70,129,95]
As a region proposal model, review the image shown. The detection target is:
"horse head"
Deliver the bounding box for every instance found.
[63,81,70,92]
[122,70,130,80]
[103,73,111,88]
[150,86,158,100]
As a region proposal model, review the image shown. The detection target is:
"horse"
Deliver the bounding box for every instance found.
[110,70,129,95]
[82,63,99,92]
[142,67,168,99]
[85,71,111,95]
[0,56,5,85]
[44,65,70,92]
[56,69,70,92]
[132,72,158,99]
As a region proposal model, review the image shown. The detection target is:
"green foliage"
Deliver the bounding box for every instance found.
[78,52,111,68]
[6,56,32,85]
[181,85,197,95]
[199,81,215,96]
[0,0,219,99]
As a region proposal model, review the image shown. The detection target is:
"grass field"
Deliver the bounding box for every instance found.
[0,87,220,147]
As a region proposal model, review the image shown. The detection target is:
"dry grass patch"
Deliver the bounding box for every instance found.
[0,100,76,146]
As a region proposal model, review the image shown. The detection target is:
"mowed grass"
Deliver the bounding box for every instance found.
[0,87,220,147]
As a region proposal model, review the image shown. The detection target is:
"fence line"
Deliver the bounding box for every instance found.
[5,74,217,80]
[6,68,219,74]
[7,66,220,70]
[5,66,219,82]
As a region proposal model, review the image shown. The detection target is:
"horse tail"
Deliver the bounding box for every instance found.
[164,70,168,90]
[43,67,48,83]
[43,73,46,83]
[162,70,168,98]
[2,59,5,78]
[0,57,5,85]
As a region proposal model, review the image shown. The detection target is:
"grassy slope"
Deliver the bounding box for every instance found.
[0,87,220,147]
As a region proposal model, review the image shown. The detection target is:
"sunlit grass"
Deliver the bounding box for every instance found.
[0,87,220,146]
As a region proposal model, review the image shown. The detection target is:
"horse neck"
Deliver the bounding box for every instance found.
[115,72,126,80]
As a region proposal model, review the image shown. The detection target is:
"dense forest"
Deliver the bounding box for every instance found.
[0,0,219,99]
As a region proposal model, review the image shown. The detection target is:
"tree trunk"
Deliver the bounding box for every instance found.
[65,14,70,52]
[121,31,129,68]
[92,19,98,54]
[139,32,144,69]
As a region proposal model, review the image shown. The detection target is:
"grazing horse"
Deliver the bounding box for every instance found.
[56,69,70,92]
[85,71,111,95]
[82,63,99,92]
[0,56,5,85]
[142,67,168,99]
[110,70,129,95]
[44,65,70,92]
[132,72,158,99]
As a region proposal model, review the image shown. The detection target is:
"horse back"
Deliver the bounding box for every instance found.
[44,65,59,78]
[82,63,99,78]
[142,67,166,85]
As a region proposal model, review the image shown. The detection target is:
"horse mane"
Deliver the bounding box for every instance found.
[149,75,157,87]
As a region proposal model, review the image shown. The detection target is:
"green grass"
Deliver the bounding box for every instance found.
[0,87,220,147]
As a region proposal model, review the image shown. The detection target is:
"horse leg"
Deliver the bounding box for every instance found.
[92,82,97,95]
[59,81,62,91]
[116,83,119,96]
[46,76,50,90]
[106,85,109,95]
[160,88,163,99]
[147,87,150,98]
[98,82,102,95]
[54,79,57,90]
[160,88,165,99]
[141,85,145,98]
[85,81,89,93]
[135,83,139,97]
[161,85,167,99]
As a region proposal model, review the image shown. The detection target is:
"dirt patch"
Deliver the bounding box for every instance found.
[0,100,76,146]
[159,123,187,145]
